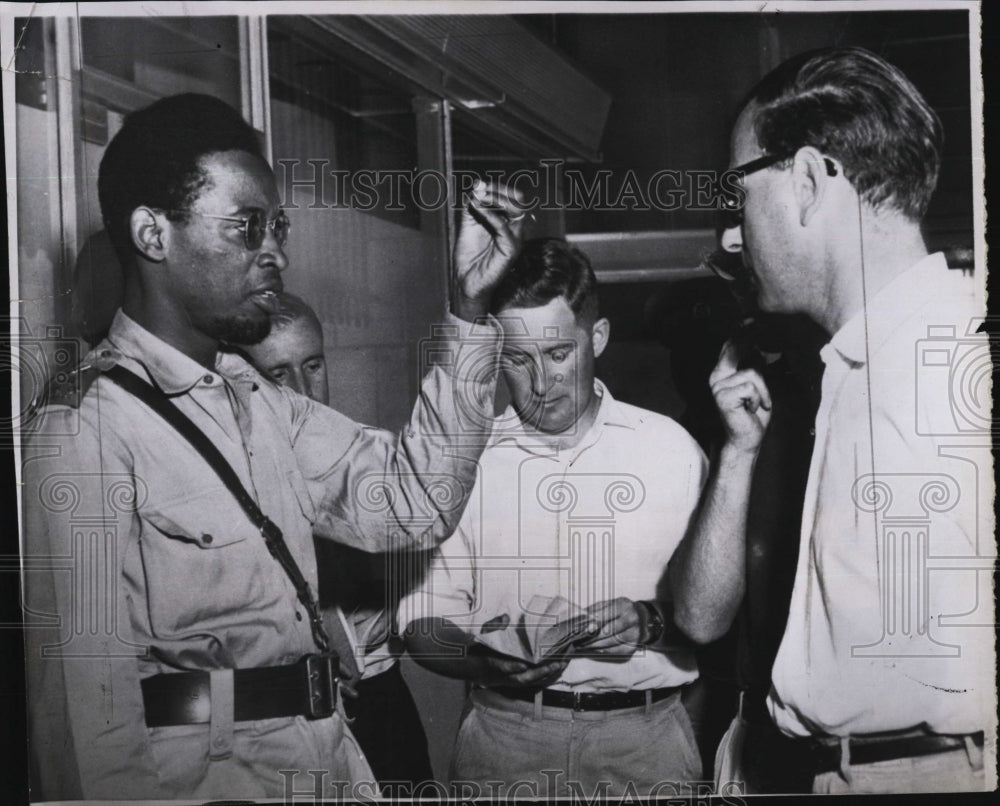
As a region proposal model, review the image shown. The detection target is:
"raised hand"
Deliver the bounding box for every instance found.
[710,339,772,453]
[451,181,526,322]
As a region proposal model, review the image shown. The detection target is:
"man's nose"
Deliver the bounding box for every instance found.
[305,375,329,407]
[261,231,289,272]
[286,368,305,397]
[720,224,742,253]
[529,362,548,396]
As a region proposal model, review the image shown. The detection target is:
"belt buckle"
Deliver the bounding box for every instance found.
[303,653,337,719]
[572,690,585,712]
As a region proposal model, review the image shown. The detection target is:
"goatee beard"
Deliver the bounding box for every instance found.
[212,313,272,346]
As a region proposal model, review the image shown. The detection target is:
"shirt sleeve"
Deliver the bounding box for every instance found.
[22,405,167,801]
[397,488,480,633]
[295,313,502,553]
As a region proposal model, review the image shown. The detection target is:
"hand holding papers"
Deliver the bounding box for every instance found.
[474,595,597,664]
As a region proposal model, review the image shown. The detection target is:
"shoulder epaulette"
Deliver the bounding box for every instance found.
[40,364,103,410]
[34,347,122,411]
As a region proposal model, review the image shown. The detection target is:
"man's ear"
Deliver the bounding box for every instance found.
[591,317,610,359]
[791,146,832,228]
[130,207,167,263]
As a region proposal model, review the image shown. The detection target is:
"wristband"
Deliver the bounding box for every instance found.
[636,600,666,646]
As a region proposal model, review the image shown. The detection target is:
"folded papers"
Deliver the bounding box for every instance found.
[473,595,593,663]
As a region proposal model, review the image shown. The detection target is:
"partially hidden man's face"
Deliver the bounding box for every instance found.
[722,104,806,314]
[244,316,329,406]
[163,149,287,345]
[496,297,607,436]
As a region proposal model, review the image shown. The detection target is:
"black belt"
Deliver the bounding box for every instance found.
[809,730,984,775]
[492,685,680,712]
[141,654,339,727]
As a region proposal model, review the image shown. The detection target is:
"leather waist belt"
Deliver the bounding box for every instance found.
[141,654,339,727]
[492,685,680,712]
[809,730,984,775]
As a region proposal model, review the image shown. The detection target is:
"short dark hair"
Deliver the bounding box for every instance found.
[98,93,263,267]
[491,238,599,322]
[744,47,942,220]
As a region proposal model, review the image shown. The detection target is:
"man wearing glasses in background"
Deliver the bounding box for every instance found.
[22,92,521,801]
[672,47,992,793]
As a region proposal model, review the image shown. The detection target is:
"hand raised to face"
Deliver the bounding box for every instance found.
[710,339,772,453]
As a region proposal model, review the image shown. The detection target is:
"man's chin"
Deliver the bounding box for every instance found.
[525,412,577,437]
[212,312,272,347]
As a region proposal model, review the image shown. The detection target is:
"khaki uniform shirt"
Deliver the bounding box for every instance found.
[22,310,499,801]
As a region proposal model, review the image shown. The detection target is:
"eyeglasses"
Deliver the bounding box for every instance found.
[717,153,837,228]
[716,153,791,228]
[189,209,291,250]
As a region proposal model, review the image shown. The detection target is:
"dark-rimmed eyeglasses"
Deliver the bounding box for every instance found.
[716,153,791,228]
[717,153,837,228]
[187,209,290,250]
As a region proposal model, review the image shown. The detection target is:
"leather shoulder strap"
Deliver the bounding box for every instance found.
[103,364,331,654]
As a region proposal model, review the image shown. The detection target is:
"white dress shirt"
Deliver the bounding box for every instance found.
[401,380,708,692]
[769,253,994,737]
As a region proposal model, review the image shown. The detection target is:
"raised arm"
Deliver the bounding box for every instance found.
[451,181,526,323]
[304,183,526,552]
[669,340,771,644]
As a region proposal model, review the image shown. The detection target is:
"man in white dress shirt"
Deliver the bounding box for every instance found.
[401,238,729,798]
[671,47,993,793]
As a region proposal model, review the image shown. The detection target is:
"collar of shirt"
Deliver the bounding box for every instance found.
[101,309,259,393]
[822,251,949,371]
[486,379,640,456]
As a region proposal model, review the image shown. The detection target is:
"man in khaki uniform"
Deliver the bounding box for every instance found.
[22,92,521,801]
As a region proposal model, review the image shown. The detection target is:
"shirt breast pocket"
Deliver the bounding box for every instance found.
[140,486,271,636]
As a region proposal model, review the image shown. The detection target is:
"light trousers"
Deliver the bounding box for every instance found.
[449,687,703,799]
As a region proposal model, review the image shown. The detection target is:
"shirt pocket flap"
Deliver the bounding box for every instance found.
[143,486,255,548]
[139,487,269,637]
